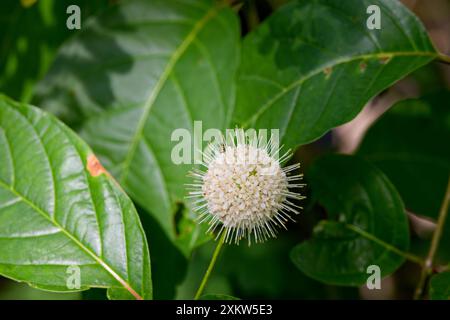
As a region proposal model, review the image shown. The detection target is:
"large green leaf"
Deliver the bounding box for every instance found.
[34,0,240,247]
[357,92,450,262]
[357,92,450,218]
[0,95,152,300]
[291,155,409,286]
[232,0,438,149]
[429,272,450,300]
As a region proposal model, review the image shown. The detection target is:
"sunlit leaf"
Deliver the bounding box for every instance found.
[0,95,152,300]
[233,0,438,149]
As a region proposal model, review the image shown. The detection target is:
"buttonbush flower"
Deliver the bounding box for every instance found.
[187,129,305,245]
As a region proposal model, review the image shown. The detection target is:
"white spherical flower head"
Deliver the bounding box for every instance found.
[187,129,305,244]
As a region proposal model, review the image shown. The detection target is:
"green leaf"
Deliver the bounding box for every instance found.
[357,92,450,218]
[429,272,450,300]
[291,155,410,286]
[0,279,81,300]
[233,0,438,149]
[175,204,212,257]
[0,95,152,300]
[0,0,109,102]
[34,0,240,249]
[219,234,357,299]
[357,92,450,262]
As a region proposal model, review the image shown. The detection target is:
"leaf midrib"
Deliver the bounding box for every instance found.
[313,220,412,264]
[0,179,143,300]
[241,51,438,128]
[344,222,421,264]
[119,4,223,184]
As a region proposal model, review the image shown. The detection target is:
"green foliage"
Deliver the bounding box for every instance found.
[35,0,240,254]
[291,155,409,286]
[358,92,450,262]
[429,272,450,300]
[0,280,80,300]
[0,95,151,300]
[233,0,437,149]
[0,0,109,102]
[0,0,449,300]
[358,92,450,218]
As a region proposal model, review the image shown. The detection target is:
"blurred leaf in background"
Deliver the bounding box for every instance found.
[291,155,410,286]
[0,0,109,102]
[178,232,359,299]
[357,92,450,262]
[358,92,450,217]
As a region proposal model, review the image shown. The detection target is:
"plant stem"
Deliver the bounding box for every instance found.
[414,175,450,299]
[194,232,226,300]
[436,52,450,65]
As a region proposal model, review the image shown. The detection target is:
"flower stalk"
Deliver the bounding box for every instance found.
[194,232,227,300]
